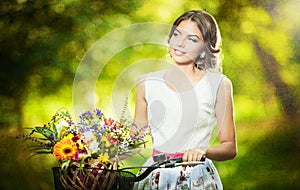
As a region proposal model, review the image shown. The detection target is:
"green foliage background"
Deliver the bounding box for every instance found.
[0,0,299,189]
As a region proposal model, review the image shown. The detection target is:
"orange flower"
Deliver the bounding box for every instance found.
[53,138,77,160]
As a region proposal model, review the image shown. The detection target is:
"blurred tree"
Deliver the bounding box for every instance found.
[254,41,298,117]
[0,0,142,129]
[0,0,75,129]
[252,0,299,116]
[216,0,299,118]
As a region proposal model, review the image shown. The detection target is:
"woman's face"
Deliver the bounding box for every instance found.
[169,19,204,65]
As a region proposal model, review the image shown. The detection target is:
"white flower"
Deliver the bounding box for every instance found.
[83,131,95,141]
[56,120,69,138]
[88,140,100,154]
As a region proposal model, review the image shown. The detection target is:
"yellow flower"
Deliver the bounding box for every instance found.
[64,133,74,140]
[101,136,111,147]
[53,138,77,160]
[98,152,110,164]
[77,141,85,150]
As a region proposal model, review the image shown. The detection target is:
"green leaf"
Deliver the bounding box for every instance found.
[52,122,58,140]
[35,150,52,154]
[132,141,147,148]
[32,127,54,139]
[61,159,71,171]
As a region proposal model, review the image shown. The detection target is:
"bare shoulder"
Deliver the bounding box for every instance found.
[217,75,233,98]
[136,75,146,94]
[221,76,233,89]
[137,70,167,86]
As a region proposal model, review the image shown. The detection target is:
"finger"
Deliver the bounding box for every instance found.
[189,152,197,162]
[188,151,197,162]
[197,153,203,161]
[183,151,188,162]
[187,151,194,162]
[186,151,194,162]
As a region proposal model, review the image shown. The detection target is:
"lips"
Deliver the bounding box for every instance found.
[172,48,186,56]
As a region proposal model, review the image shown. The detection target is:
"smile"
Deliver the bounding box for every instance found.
[173,48,186,56]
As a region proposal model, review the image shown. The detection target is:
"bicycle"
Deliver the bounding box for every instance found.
[52,153,206,190]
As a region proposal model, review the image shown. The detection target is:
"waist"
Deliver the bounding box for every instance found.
[152,149,184,159]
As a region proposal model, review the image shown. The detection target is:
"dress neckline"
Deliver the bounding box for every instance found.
[161,70,206,94]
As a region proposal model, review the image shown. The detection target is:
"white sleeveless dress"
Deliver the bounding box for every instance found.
[134,70,225,190]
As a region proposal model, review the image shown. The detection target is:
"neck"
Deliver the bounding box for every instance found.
[172,64,204,84]
[164,65,205,92]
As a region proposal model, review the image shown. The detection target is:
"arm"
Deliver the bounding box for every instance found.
[183,77,237,162]
[120,78,148,158]
[206,77,237,161]
[132,77,148,137]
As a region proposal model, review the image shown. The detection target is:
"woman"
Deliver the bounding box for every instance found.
[132,10,237,189]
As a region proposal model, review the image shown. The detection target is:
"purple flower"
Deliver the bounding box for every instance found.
[42,141,53,147]
[79,126,92,133]
[49,134,55,140]
[79,111,93,121]
[74,150,88,161]
[83,111,92,117]
[97,133,102,139]
[95,108,103,117]
[100,128,106,134]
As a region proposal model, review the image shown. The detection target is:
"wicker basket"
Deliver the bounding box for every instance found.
[52,160,135,190]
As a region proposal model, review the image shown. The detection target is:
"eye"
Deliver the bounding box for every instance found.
[173,31,180,37]
[188,37,198,43]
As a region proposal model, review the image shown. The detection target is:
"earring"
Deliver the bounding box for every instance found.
[199,52,206,59]
[195,52,205,70]
[165,48,173,63]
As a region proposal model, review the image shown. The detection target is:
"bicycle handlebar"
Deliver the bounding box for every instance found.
[121,153,206,182]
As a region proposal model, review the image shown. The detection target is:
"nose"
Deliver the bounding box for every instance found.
[173,36,185,47]
[176,37,185,47]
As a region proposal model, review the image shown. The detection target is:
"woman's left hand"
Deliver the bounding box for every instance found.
[183,147,206,162]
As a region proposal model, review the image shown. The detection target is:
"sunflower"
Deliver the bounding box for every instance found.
[53,138,77,160]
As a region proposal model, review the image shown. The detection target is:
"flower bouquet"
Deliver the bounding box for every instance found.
[17,108,145,190]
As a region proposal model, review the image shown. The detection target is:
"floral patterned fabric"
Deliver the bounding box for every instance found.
[134,159,222,190]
